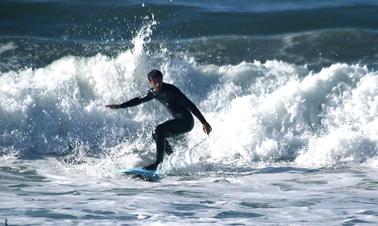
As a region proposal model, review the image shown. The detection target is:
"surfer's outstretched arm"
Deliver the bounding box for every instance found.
[106,92,153,109]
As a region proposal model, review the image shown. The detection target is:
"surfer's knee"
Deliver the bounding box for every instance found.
[155,125,167,137]
[154,126,161,136]
[155,124,173,139]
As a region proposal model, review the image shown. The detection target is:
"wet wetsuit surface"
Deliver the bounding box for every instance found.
[119,83,207,167]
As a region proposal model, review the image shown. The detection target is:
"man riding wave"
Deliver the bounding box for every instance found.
[106,70,212,170]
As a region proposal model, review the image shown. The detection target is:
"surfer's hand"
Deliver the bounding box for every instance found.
[202,122,212,135]
[105,104,119,109]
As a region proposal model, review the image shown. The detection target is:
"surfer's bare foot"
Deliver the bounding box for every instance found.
[143,162,159,170]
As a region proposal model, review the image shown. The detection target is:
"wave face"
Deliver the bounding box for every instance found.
[1,19,377,169]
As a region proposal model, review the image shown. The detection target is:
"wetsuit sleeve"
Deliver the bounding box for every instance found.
[180,92,208,124]
[118,90,154,108]
[187,99,208,124]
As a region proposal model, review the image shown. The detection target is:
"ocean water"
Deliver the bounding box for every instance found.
[1,0,378,225]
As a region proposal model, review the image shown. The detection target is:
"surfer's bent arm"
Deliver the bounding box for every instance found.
[182,94,212,134]
[188,100,207,124]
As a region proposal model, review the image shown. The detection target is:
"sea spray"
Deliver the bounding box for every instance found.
[0,19,158,158]
[179,62,377,168]
[1,20,377,171]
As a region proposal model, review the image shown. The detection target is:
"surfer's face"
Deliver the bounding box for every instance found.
[149,77,163,92]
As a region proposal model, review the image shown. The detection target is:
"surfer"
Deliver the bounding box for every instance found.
[106,70,212,170]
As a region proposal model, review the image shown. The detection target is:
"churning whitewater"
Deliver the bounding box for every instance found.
[1,21,377,169]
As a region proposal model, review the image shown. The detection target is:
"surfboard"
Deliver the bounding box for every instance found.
[120,167,160,181]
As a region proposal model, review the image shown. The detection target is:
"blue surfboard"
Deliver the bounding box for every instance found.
[120,167,160,181]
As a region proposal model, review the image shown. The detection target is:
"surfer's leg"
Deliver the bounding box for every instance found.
[152,132,173,155]
[144,118,193,170]
[144,126,168,170]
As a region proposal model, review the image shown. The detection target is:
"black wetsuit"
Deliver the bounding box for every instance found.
[118,83,207,168]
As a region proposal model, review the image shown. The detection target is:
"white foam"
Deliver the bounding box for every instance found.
[0,19,377,170]
[296,70,378,167]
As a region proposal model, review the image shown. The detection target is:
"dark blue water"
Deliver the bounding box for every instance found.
[1,0,378,72]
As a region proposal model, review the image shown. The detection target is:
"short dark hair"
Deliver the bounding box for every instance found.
[147,69,163,81]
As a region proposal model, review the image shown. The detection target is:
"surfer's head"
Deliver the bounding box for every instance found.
[147,69,163,81]
[148,69,163,92]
